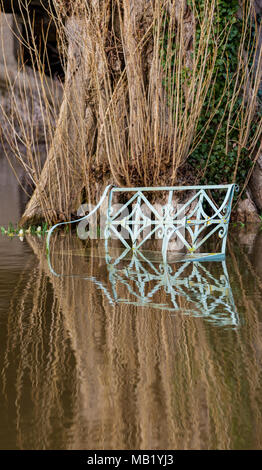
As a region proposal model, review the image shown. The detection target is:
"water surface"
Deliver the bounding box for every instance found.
[1,227,262,450]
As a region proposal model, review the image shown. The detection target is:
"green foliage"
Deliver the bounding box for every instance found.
[0,224,50,238]
[161,0,261,196]
[187,0,260,191]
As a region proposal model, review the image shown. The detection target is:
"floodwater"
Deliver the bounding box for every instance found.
[1,160,262,450]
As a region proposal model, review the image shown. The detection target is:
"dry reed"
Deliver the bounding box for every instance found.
[0,1,262,223]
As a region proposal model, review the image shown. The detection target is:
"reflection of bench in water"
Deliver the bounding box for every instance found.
[47,247,239,328]
[105,249,238,326]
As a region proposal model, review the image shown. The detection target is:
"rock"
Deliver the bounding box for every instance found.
[0,11,63,153]
[236,192,261,223]
[255,1,262,14]
[249,154,262,212]
[237,228,259,253]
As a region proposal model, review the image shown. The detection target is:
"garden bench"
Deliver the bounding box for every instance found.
[46,183,237,262]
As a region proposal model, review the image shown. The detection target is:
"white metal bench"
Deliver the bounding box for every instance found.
[46,183,237,262]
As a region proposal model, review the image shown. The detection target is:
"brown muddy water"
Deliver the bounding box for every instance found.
[1,162,262,450]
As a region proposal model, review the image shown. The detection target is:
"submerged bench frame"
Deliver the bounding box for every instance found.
[46,183,237,262]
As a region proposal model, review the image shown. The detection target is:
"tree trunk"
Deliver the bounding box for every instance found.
[19,15,96,226]
[19,0,193,226]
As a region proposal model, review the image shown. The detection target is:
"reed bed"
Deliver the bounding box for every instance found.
[0,1,262,223]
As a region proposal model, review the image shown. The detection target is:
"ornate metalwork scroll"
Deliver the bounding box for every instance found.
[105,184,237,261]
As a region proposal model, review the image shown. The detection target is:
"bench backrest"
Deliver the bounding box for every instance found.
[105,184,237,261]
